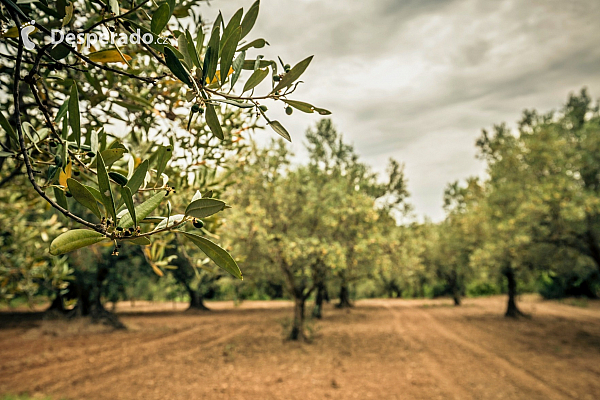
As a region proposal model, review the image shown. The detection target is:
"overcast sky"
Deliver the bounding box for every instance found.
[202,0,600,221]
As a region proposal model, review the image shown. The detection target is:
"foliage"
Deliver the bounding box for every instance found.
[0,0,327,303]
[222,119,409,339]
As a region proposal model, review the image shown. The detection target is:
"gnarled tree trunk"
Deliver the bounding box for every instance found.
[187,289,209,311]
[449,270,461,306]
[504,266,524,318]
[290,297,306,341]
[312,282,328,319]
[336,280,352,309]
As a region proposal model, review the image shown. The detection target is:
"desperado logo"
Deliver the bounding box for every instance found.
[20,20,36,50]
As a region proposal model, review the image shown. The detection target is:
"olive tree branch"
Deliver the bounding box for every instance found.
[9,11,106,235]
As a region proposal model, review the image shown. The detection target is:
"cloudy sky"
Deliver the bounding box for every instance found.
[202,0,600,221]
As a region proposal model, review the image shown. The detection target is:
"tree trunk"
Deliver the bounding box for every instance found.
[336,281,352,309]
[450,271,461,306]
[504,266,524,318]
[289,297,307,341]
[312,283,326,319]
[453,292,461,306]
[67,268,126,329]
[187,289,210,311]
[44,291,67,319]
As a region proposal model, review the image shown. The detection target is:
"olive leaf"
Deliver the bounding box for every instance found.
[240,0,260,40]
[151,3,171,35]
[186,30,201,68]
[153,214,185,231]
[185,198,226,219]
[178,33,193,69]
[126,159,149,194]
[237,38,268,52]
[314,107,332,115]
[220,26,241,85]
[180,232,242,280]
[97,152,117,222]
[50,229,108,255]
[67,178,102,218]
[53,187,69,210]
[205,103,224,140]
[109,0,119,15]
[271,55,313,94]
[0,110,17,147]
[230,50,245,88]
[120,186,137,228]
[88,49,132,63]
[269,120,291,142]
[83,185,104,204]
[283,99,315,113]
[164,47,193,87]
[127,236,151,246]
[118,190,166,229]
[68,84,80,147]
[204,24,221,84]
[221,8,243,50]
[243,67,269,93]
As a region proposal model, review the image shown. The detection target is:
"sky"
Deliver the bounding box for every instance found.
[202,0,600,221]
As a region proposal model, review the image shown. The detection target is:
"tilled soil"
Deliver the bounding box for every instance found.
[1,296,600,400]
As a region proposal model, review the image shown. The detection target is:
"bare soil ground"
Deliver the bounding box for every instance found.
[1,295,600,400]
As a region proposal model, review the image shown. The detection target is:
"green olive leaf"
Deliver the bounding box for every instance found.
[118,190,166,229]
[205,103,224,140]
[97,152,117,222]
[180,232,242,280]
[240,0,260,40]
[243,67,268,93]
[120,185,137,228]
[185,198,226,219]
[67,178,102,219]
[237,38,268,52]
[164,47,193,87]
[50,229,108,255]
[283,99,315,113]
[126,236,151,246]
[53,186,69,210]
[126,159,149,194]
[220,26,241,85]
[204,24,220,84]
[151,3,171,35]
[230,50,245,88]
[271,55,313,94]
[269,120,291,142]
[68,83,80,147]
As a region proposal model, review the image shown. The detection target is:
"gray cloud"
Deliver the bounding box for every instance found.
[204,0,600,221]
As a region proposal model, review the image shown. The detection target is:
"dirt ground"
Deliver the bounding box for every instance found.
[1,295,600,400]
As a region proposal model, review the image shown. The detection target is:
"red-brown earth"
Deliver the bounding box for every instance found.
[1,295,599,399]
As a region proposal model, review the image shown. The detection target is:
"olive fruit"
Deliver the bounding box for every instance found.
[285,106,293,115]
[284,64,291,72]
[191,104,201,113]
[193,219,204,229]
[273,75,281,82]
